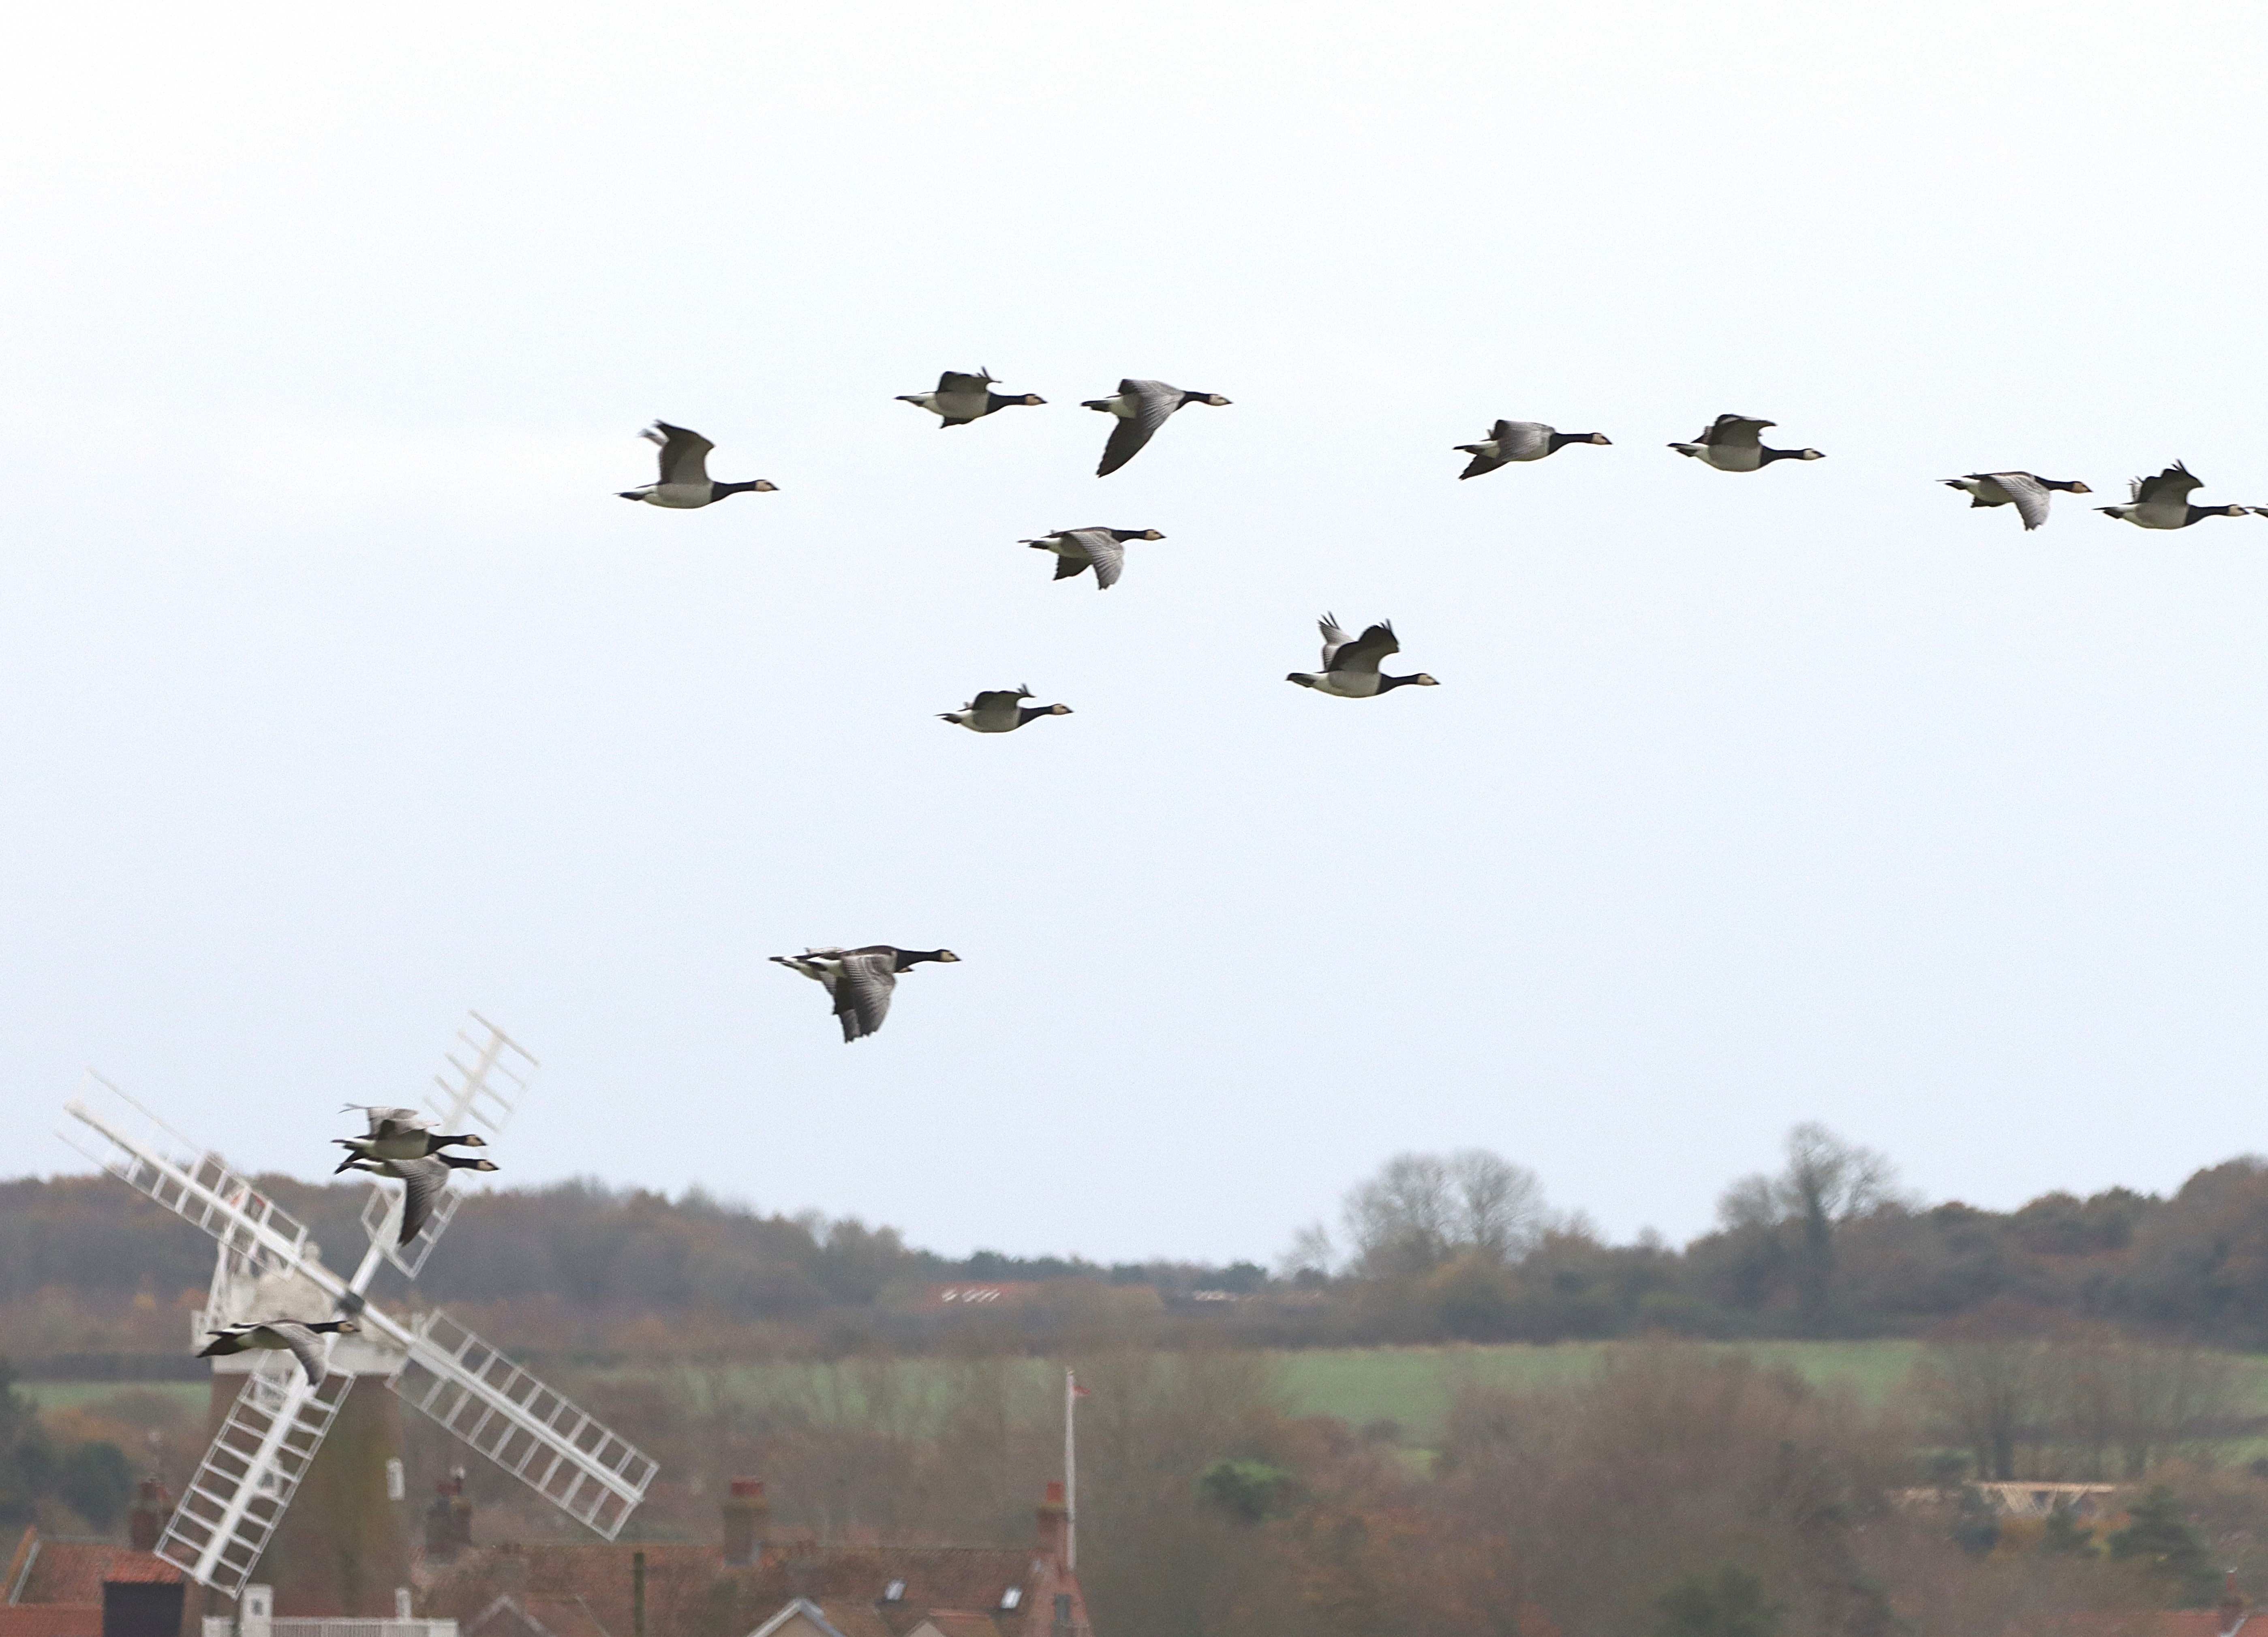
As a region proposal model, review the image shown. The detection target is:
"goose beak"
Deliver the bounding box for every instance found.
[2069,482,2092,494]
[1414,675,1441,686]
[755,480,779,492]
[1590,434,1612,445]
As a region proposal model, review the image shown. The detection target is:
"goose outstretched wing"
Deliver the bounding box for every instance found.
[1060,529,1124,589]
[830,950,899,1041]
[1331,621,1400,675]
[268,1322,330,1389]
[937,371,993,395]
[1990,471,2053,531]
[389,1155,449,1246]
[1096,380,1182,476]
[648,422,714,486]
[2132,462,2201,506]
[1703,415,1772,448]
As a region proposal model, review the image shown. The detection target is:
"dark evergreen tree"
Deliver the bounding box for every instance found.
[1654,1565,1784,1637]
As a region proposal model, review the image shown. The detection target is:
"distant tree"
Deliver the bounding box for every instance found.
[2041,1500,2097,1557]
[1196,1458,1294,1523]
[1343,1149,1547,1278]
[2107,1485,2219,1605]
[1716,1124,1903,1331]
[1653,1565,1783,1637]
[1950,1485,2001,1558]
[57,1438,131,1530]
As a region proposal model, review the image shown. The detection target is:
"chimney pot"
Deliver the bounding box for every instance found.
[1034,1484,1069,1562]
[128,1478,172,1553]
[723,1476,771,1567]
[1044,1482,1063,1506]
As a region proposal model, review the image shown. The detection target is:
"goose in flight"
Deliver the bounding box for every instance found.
[341,1151,499,1245]
[897,370,1046,426]
[1287,615,1440,698]
[2096,462,2252,529]
[1455,421,1611,479]
[1941,472,2092,531]
[618,422,779,508]
[333,1104,486,1172]
[770,945,961,1043]
[939,686,1074,732]
[1082,379,1230,476]
[197,1319,358,1388]
[1669,415,1823,472]
[1022,527,1164,590]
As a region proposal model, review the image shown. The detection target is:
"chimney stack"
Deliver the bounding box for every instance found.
[127,1478,172,1553]
[1034,1482,1069,1563]
[424,1472,473,1564]
[2219,1571,2245,1637]
[722,1479,770,1567]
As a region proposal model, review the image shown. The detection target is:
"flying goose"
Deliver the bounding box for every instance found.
[1287,615,1440,698]
[939,686,1074,732]
[1082,379,1231,476]
[197,1319,358,1388]
[770,945,961,1043]
[1021,527,1164,590]
[1669,415,1823,472]
[1455,422,1611,479]
[897,370,1046,426]
[1941,472,2092,531]
[2096,462,2251,529]
[341,1151,499,1245]
[332,1117,488,1173]
[618,422,779,508]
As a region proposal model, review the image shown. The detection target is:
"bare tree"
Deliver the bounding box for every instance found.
[1342,1149,1547,1277]
[1716,1123,1904,1328]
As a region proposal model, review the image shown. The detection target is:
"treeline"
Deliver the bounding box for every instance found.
[11,1124,2268,1360]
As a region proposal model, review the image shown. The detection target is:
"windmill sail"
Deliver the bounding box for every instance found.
[160,1361,356,1595]
[57,1048,658,1592]
[394,1310,656,1536]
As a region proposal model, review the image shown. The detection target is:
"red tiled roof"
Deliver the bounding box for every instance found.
[0,1605,102,1637]
[15,1540,184,1602]
[467,1593,615,1637]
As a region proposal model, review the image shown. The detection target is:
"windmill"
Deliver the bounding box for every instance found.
[56,1013,658,1599]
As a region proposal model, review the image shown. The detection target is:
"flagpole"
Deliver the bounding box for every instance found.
[1064,1367,1078,1571]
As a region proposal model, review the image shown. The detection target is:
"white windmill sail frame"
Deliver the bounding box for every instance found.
[55,1034,657,1593]
[160,1357,357,1595]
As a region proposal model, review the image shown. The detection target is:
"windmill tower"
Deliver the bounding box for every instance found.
[57,1013,657,1614]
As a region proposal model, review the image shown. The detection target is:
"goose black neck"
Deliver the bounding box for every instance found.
[1379,674,1423,692]
[1547,432,1599,451]
[898,949,950,966]
[1759,447,1807,465]
[714,480,768,497]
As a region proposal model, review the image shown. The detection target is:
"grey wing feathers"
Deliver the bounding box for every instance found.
[938,371,992,394]
[1097,381,1182,476]
[1083,537,1126,590]
[1704,415,1771,448]
[1334,622,1400,674]
[971,688,1029,710]
[348,1104,431,1139]
[1992,471,2053,530]
[650,422,713,486]
[271,1322,329,1388]
[1058,528,1123,589]
[392,1155,448,1245]
[831,951,899,1041]
[1052,554,1091,581]
[2133,462,2200,504]
[1317,614,1353,670]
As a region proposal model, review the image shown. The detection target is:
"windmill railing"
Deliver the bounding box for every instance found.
[204,1620,461,1637]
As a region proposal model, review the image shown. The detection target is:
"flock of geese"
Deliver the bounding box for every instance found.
[194,1107,496,1386]
[624,376,2267,1043]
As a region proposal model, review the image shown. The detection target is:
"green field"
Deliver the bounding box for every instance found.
[17,1379,211,1415]
[32,1340,2268,1453]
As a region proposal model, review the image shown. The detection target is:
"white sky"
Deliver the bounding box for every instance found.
[6,1,2268,1265]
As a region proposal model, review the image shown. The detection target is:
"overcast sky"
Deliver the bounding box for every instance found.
[7,1,2268,1266]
